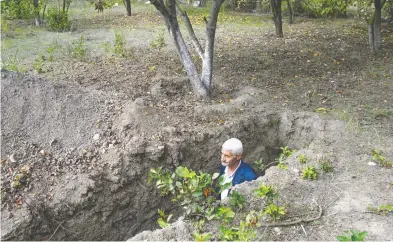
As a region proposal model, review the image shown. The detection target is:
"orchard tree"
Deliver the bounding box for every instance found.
[270,0,283,37]
[149,0,225,97]
[123,0,131,15]
[357,0,389,51]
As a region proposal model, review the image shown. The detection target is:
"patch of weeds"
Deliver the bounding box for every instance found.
[373,109,393,119]
[336,229,367,241]
[114,31,126,57]
[301,166,318,180]
[298,154,309,164]
[11,165,31,191]
[149,29,166,51]
[71,35,87,59]
[218,210,259,241]
[193,232,212,241]
[228,190,246,210]
[276,146,295,169]
[372,149,393,168]
[263,203,287,220]
[252,158,265,172]
[3,53,25,73]
[148,65,156,73]
[102,41,112,54]
[157,209,172,228]
[317,157,334,173]
[47,45,56,61]
[367,204,393,215]
[33,54,45,73]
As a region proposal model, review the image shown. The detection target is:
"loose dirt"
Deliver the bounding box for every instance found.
[1,3,392,241]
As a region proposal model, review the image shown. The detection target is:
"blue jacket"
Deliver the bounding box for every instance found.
[219,161,258,186]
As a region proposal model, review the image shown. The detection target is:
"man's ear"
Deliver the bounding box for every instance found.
[236,154,242,160]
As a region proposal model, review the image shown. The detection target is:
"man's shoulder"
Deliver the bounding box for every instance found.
[239,161,255,172]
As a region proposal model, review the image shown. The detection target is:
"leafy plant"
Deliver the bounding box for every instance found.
[218,211,259,241]
[253,158,265,172]
[253,183,278,203]
[276,146,295,169]
[372,149,393,168]
[114,31,126,57]
[336,229,368,241]
[157,209,172,228]
[47,45,56,61]
[148,166,229,219]
[33,54,45,73]
[263,203,286,220]
[298,154,309,164]
[149,30,166,51]
[216,206,235,223]
[301,166,318,180]
[228,190,246,210]
[71,35,87,59]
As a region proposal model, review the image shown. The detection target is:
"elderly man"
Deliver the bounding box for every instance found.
[219,138,257,200]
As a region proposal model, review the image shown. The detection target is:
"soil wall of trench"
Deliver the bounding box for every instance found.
[2,72,390,240]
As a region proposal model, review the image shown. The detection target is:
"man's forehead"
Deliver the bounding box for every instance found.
[221,149,233,155]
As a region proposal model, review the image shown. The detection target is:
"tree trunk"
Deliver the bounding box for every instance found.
[373,0,382,51]
[125,0,131,16]
[63,0,66,13]
[270,0,283,37]
[33,0,41,26]
[368,0,385,52]
[201,0,224,91]
[286,0,294,24]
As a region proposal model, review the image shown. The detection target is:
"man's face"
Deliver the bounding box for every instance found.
[221,149,241,167]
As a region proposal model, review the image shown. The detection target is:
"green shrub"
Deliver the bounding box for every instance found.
[1,0,35,20]
[71,35,87,58]
[46,8,70,32]
[3,53,25,73]
[296,0,348,17]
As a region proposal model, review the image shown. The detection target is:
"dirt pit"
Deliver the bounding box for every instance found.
[1,71,393,240]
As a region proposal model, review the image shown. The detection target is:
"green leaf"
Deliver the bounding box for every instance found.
[157,217,168,228]
[176,166,190,178]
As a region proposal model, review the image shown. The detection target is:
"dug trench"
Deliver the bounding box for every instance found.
[1,72,392,240]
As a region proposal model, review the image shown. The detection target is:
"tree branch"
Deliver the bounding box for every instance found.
[149,0,171,31]
[262,205,323,227]
[176,3,204,58]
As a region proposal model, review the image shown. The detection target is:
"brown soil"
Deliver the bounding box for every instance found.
[1,4,393,241]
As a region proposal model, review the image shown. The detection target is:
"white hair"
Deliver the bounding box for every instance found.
[222,138,243,156]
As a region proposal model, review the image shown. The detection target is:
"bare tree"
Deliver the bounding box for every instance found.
[149,0,225,97]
